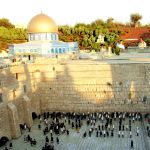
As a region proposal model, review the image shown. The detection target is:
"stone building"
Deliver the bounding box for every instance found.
[97,34,105,44]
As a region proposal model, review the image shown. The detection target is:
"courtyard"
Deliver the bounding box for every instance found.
[1,112,150,150]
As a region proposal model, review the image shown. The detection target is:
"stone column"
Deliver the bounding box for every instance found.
[7,103,21,139]
[22,95,33,127]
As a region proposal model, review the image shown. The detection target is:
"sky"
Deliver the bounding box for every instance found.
[0,0,150,27]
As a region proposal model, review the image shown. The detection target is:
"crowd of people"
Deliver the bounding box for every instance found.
[2,111,150,150]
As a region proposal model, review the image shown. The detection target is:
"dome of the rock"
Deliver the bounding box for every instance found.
[27,13,58,33]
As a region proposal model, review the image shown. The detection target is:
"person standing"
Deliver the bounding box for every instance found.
[130,131,132,138]
[131,140,134,148]
[56,137,59,144]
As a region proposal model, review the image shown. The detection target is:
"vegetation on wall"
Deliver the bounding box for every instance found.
[130,13,142,27]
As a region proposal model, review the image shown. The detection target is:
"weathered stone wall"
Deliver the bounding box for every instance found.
[0,104,11,139]
[2,62,150,113]
[38,63,150,112]
[7,103,21,138]
[0,61,150,139]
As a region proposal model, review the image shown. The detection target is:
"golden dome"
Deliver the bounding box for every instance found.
[27,13,58,33]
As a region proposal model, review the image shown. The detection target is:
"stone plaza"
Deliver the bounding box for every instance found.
[1,111,150,150]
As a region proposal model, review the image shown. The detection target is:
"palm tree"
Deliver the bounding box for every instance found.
[130,13,142,27]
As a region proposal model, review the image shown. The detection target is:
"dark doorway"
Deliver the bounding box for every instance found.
[28,55,31,61]
[23,85,27,93]
[12,58,16,62]
[32,112,37,120]
[15,73,18,80]
[0,93,3,103]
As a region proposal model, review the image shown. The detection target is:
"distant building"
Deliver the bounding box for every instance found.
[97,34,105,43]
[9,13,78,58]
[138,38,147,49]
[120,27,150,47]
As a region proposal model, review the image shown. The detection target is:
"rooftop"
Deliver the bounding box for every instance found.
[119,27,150,40]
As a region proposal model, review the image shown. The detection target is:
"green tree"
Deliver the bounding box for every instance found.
[0,18,15,28]
[112,46,121,55]
[145,39,150,46]
[107,17,114,24]
[91,43,100,51]
[130,13,142,27]
[106,17,115,28]
[82,39,88,47]
[91,19,104,28]
[104,32,119,46]
[0,26,27,50]
[58,17,123,55]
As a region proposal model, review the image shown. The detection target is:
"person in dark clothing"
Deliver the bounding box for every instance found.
[122,125,124,131]
[131,140,134,148]
[66,130,69,135]
[33,139,36,145]
[83,132,87,138]
[51,136,53,143]
[45,136,49,143]
[96,131,98,137]
[111,131,114,137]
[9,142,13,148]
[56,137,59,144]
[72,122,74,128]
[38,124,41,129]
[89,130,91,137]
[106,131,109,137]
[27,134,31,142]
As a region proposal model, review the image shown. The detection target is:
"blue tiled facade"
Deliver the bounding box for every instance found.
[9,32,78,56]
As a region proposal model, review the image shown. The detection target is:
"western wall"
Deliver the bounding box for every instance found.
[0,58,150,139]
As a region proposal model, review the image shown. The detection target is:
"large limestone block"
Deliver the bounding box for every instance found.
[22,95,33,127]
[7,103,21,139]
